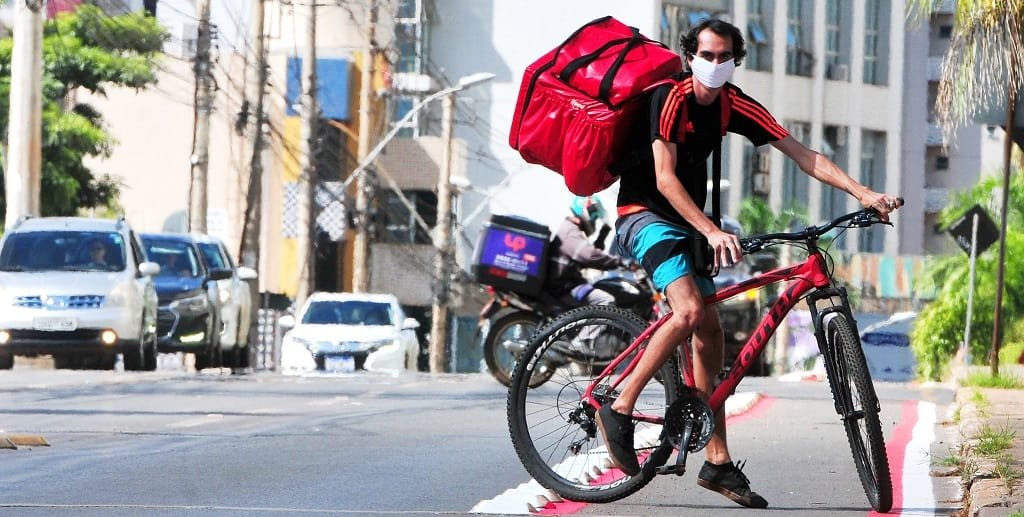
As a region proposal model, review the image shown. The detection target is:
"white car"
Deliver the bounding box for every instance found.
[191,234,257,368]
[280,292,421,373]
[0,216,160,370]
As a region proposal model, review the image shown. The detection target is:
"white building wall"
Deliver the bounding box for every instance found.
[429,0,662,267]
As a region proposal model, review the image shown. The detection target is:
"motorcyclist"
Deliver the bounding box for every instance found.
[546,196,630,312]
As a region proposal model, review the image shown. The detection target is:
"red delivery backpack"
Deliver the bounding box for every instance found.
[509,16,682,195]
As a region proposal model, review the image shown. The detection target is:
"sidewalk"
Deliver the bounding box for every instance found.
[952,365,1024,516]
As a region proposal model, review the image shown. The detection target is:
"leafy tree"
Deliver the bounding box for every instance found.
[908,0,1024,375]
[737,197,807,236]
[911,172,1024,380]
[0,5,167,224]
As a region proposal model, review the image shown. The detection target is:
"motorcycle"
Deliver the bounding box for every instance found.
[477,266,667,388]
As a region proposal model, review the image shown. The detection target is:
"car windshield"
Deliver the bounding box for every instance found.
[197,242,230,270]
[0,230,127,272]
[302,300,393,326]
[142,239,203,278]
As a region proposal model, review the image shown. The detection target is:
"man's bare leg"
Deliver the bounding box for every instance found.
[610,275,705,414]
[692,307,729,464]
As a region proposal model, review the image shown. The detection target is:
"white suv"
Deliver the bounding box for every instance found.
[0,217,160,370]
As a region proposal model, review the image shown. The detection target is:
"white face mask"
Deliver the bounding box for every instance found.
[689,56,735,89]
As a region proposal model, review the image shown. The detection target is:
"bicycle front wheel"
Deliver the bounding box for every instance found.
[507,305,684,504]
[825,313,893,512]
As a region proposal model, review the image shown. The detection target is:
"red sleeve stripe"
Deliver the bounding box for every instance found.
[660,85,685,139]
[732,96,789,139]
[659,78,693,140]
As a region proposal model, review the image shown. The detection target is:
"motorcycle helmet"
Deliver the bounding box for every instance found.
[569,196,606,235]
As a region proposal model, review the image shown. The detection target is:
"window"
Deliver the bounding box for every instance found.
[786,0,814,76]
[859,130,887,252]
[825,0,851,80]
[377,189,437,245]
[936,155,949,170]
[820,126,849,222]
[661,3,716,53]
[746,0,773,72]
[938,24,953,39]
[863,0,890,85]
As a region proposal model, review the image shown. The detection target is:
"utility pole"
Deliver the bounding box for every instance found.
[990,85,1017,376]
[429,94,455,373]
[4,0,43,231]
[351,1,377,293]
[189,0,214,233]
[294,0,318,306]
[239,0,267,270]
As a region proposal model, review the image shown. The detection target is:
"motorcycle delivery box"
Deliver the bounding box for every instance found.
[472,215,551,296]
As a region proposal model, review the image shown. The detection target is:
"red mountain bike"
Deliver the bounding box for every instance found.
[507,206,896,512]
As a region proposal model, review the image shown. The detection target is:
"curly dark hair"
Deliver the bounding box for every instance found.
[680,18,746,67]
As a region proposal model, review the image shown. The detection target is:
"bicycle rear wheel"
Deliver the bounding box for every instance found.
[824,313,893,512]
[507,305,684,503]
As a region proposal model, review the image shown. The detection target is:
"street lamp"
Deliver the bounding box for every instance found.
[343,72,495,373]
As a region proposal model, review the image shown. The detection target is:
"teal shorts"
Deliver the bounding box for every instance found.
[614,210,716,296]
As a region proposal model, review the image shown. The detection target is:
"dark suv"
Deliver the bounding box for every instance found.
[139,233,231,370]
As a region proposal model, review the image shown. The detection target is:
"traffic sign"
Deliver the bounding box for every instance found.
[947,204,999,256]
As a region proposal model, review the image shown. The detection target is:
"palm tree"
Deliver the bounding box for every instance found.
[909,0,1024,375]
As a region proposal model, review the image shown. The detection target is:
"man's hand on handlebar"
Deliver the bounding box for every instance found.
[706,228,742,273]
[862,192,904,222]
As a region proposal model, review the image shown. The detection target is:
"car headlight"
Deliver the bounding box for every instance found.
[218,286,231,304]
[169,291,209,314]
[283,334,314,352]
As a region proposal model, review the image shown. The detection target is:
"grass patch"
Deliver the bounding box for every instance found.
[1005,511,1024,517]
[962,371,1024,389]
[970,389,991,417]
[993,456,1021,491]
[974,422,1017,457]
[936,451,965,468]
[960,456,980,486]
[952,405,962,424]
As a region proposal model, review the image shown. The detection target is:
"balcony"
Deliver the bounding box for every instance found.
[924,187,949,213]
[928,56,943,82]
[932,0,955,14]
[926,124,946,146]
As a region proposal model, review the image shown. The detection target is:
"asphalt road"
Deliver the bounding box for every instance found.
[0,364,959,516]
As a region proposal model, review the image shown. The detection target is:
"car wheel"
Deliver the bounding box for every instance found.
[0,353,13,370]
[143,331,158,371]
[123,337,144,372]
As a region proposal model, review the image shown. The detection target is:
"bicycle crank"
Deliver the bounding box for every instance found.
[655,395,715,476]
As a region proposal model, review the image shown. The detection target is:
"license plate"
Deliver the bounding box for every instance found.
[324,354,355,373]
[32,317,77,332]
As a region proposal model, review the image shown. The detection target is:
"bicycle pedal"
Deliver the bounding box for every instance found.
[655,464,686,476]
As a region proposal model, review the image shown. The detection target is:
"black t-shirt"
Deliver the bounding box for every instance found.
[614,75,789,227]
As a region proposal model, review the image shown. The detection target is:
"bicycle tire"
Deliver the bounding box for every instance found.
[507,305,684,503]
[483,312,553,388]
[824,313,893,512]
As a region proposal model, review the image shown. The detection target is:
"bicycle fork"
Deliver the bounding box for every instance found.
[807,287,879,420]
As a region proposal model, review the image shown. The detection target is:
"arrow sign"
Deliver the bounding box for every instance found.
[947,204,999,256]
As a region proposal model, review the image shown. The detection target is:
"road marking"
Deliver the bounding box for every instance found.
[471,391,766,515]
[869,400,936,517]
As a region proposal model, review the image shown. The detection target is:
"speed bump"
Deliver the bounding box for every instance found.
[0,434,49,449]
[9,435,49,447]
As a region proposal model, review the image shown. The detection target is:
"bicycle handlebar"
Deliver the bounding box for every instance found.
[740,197,903,254]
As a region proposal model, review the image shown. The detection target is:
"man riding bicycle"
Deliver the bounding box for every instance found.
[596,18,901,509]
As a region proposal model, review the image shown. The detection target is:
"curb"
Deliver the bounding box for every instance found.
[954,386,1024,517]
